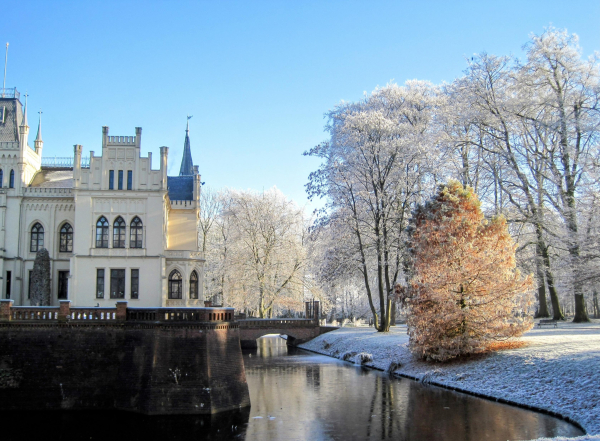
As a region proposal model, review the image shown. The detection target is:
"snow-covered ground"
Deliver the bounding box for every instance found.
[299,320,600,441]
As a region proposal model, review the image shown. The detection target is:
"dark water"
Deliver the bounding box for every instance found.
[4,336,584,441]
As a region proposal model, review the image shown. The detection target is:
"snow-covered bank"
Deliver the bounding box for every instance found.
[299,321,600,441]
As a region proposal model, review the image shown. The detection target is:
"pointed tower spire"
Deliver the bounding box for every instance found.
[34,110,43,155]
[35,109,42,141]
[179,115,194,176]
[22,91,29,128]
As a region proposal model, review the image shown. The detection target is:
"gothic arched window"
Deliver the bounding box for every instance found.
[113,217,126,248]
[96,216,109,248]
[168,270,182,299]
[9,169,14,188]
[30,223,44,252]
[0,169,3,187]
[130,217,143,248]
[189,270,199,299]
[59,223,73,252]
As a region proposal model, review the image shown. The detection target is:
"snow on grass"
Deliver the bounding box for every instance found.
[299,320,600,441]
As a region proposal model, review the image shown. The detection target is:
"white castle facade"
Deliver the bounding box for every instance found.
[0,88,204,307]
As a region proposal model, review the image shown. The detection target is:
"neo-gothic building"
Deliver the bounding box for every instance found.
[0,88,204,307]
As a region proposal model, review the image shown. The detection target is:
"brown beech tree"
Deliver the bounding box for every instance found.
[400,181,534,362]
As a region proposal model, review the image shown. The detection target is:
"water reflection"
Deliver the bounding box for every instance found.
[4,335,584,441]
[243,335,583,441]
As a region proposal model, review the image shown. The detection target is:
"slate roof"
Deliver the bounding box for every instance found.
[0,97,23,143]
[29,168,74,188]
[167,176,194,201]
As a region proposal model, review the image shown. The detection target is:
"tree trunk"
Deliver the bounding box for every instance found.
[534,231,550,318]
[593,291,600,319]
[540,243,564,320]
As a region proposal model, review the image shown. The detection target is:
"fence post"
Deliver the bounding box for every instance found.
[0,299,13,321]
[116,301,128,321]
[58,300,71,323]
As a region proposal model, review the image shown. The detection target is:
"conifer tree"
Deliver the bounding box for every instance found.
[400,181,534,362]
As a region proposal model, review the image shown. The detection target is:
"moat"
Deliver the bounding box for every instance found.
[4,335,585,441]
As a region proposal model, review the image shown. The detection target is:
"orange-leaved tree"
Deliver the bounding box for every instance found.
[400,181,533,362]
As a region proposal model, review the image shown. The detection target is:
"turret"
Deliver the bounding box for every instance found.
[18,94,29,154]
[102,126,109,150]
[34,111,43,156]
[73,144,82,189]
[193,166,201,202]
[160,146,168,190]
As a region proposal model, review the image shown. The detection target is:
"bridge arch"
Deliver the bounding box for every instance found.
[238,320,321,349]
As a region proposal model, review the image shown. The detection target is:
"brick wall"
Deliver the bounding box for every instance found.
[0,322,250,415]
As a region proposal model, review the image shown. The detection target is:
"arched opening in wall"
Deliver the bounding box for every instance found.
[168,270,182,299]
[9,169,14,188]
[254,334,291,357]
[189,270,198,299]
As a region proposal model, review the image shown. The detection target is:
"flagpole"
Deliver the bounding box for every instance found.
[2,42,8,97]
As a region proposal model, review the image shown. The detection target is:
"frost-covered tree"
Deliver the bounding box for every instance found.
[400,181,533,362]
[306,81,442,332]
[203,188,307,317]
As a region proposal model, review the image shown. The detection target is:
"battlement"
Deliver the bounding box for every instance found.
[102,126,142,149]
[107,135,137,145]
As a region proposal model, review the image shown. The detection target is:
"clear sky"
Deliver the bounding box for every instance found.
[3,1,599,210]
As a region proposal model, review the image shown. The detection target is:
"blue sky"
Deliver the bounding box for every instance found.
[3,1,599,210]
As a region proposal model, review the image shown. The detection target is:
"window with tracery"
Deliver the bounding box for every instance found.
[130,217,143,248]
[60,223,73,252]
[30,223,44,252]
[168,270,182,299]
[113,217,126,248]
[96,216,109,248]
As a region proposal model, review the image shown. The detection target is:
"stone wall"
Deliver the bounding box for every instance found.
[0,322,250,415]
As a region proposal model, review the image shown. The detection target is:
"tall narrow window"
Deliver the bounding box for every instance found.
[30,223,44,252]
[127,170,132,190]
[6,271,11,299]
[109,170,114,190]
[96,269,105,299]
[118,170,123,190]
[189,270,199,299]
[131,269,139,299]
[28,270,33,299]
[0,169,3,188]
[58,271,69,299]
[113,217,126,248]
[110,269,125,299]
[9,169,14,188]
[168,270,182,299]
[59,223,73,252]
[96,216,109,248]
[130,217,143,248]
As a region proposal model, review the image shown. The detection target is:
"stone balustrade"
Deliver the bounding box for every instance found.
[0,299,233,324]
[239,318,316,328]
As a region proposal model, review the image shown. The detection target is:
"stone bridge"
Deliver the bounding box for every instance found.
[237,301,334,348]
[238,318,321,348]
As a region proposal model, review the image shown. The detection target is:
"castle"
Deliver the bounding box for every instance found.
[0,87,204,307]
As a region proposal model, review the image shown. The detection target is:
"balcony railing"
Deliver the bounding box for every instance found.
[0,88,19,99]
[41,157,90,168]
